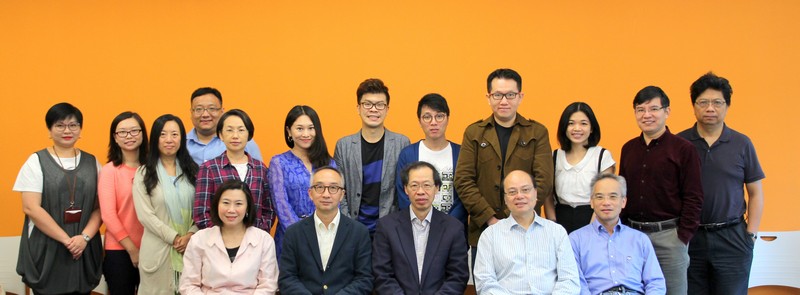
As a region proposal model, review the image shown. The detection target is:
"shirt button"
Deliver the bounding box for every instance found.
[641,180,644,183]
[642,164,647,168]
[612,270,615,273]
[323,285,328,290]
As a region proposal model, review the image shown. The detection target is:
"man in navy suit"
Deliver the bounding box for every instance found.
[372,161,470,294]
[279,166,373,294]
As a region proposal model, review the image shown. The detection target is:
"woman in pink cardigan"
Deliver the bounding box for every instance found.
[180,179,279,294]
[98,111,148,294]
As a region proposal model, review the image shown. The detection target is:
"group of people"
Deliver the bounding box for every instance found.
[13,68,763,295]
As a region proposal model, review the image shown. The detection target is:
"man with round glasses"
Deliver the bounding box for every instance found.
[186,87,262,165]
[455,68,555,271]
[279,166,373,293]
[395,93,468,239]
[334,78,410,235]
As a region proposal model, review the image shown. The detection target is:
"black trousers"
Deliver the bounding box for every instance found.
[103,249,140,295]
[688,221,754,295]
[555,204,593,233]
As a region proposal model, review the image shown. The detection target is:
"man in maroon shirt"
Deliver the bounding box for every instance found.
[619,85,703,295]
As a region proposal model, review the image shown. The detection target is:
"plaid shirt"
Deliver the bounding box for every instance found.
[193,151,275,231]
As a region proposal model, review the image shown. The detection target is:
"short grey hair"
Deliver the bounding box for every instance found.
[590,173,627,197]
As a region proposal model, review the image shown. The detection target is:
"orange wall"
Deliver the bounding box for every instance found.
[1,1,797,240]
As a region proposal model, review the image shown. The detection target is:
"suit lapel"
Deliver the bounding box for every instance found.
[350,133,363,212]
[329,216,351,264]
[301,218,324,271]
[421,210,445,286]
[380,132,394,194]
[396,212,420,285]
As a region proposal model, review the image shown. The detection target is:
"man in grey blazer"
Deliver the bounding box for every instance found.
[334,78,410,235]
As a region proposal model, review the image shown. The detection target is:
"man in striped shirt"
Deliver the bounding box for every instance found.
[474,170,580,294]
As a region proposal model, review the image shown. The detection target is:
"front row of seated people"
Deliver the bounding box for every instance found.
[13,69,760,294]
[178,164,663,294]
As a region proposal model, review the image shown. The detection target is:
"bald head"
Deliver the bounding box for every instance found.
[503,170,537,217]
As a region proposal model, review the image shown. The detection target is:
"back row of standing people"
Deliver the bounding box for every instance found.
[13,68,762,295]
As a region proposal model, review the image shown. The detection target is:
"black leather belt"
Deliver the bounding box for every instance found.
[699,217,742,231]
[628,218,678,233]
[600,285,642,295]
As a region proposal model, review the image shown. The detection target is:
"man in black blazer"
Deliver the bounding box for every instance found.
[279,166,373,294]
[372,161,470,294]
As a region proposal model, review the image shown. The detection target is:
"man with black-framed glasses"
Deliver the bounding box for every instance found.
[619,85,703,295]
[455,68,555,273]
[279,166,373,294]
[186,87,263,165]
[334,78,410,235]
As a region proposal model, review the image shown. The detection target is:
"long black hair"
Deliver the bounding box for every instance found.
[107,111,148,166]
[143,114,198,195]
[283,105,332,169]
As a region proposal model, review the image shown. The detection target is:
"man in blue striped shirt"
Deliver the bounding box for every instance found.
[474,170,580,294]
[569,173,666,295]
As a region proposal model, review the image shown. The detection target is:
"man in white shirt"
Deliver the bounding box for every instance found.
[278,166,372,294]
[474,170,580,294]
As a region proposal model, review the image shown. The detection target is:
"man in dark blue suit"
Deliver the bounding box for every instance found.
[373,161,470,294]
[279,166,373,294]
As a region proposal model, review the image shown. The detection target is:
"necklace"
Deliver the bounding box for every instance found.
[53,146,78,208]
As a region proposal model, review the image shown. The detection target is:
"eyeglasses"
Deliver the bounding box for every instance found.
[222,128,248,135]
[421,113,447,123]
[54,123,81,131]
[635,105,667,115]
[192,107,222,116]
[310,185,344,194]
[360,101,387,110]
[488,92,519,101]
[695,100,726,108]
[115,129,142,138]
[407,182,436,192]
[505,186,534,196]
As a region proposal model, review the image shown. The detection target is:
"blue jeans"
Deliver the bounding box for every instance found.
[687,222,754,295]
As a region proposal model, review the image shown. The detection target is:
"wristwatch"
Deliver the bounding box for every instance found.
[747,232,757,240]
[82,234,91,242]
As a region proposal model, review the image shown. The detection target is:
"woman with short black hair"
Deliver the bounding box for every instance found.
[14,102,103,294]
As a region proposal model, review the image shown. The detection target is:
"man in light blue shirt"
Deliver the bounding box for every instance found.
[569,173,666,295]
[474,170,580,295]
[186,87,262,165]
